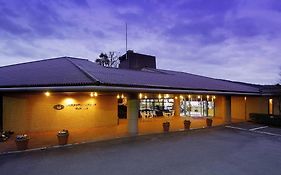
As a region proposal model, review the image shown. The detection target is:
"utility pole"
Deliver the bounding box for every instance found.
[125,23,128,60]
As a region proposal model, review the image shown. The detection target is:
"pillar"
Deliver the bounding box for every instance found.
[127,93,139,135]
[0,96,3,132]
[225,95,231,124]
[174,97,181,116]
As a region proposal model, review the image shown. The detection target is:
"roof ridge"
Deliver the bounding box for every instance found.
[0,56,88,69]
[66,58,103,84]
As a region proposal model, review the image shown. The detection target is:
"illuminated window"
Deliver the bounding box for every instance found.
[269,98,273,115]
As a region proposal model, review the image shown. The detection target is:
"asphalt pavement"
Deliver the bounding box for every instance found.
[0,124,281,175]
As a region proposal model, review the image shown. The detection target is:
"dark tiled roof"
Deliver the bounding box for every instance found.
[260,84,281,95]
[0,57,97,87]
[0,57,261,93]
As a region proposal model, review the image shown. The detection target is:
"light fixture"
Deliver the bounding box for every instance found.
[90,92,98,97]
[144,95,147,99]
[139,93,143,99]
[45,91,50,97]
[121,94,124,99]
[164,94,169,98]
[180,95,183,99]
[213,96,216,99]
[207,95,209,99]
[188,95,191,99]
[197,95,200,99]
[175,96,178,99]
[158,94,162,99]
[244,96,247,101]
[117,94,120,99]
[269,98,273,104]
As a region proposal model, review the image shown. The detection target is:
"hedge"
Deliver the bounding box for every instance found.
[249,113,281,126]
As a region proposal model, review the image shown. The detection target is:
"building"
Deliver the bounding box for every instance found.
[0,51,280,136]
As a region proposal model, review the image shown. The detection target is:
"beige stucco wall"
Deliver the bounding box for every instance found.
[214,96,225,119]
[216,96,269,122]
[3,93,118,132]
[231,96,246,121]
[273,97,280,115]
[246,96,268,119]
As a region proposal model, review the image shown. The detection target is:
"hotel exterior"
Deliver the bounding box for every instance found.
[0,51,280,136]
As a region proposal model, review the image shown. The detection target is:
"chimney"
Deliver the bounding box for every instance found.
[119,50,156,70]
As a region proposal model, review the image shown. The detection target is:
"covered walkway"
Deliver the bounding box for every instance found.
[0,117,232,153]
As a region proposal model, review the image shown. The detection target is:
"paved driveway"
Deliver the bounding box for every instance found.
[1,124,281,175]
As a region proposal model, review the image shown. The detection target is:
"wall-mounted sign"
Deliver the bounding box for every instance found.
[66,103,95,110]
[53,104,65,110]
[53,103,96,110]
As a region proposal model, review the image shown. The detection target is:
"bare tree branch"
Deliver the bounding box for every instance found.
[95,52,120,68]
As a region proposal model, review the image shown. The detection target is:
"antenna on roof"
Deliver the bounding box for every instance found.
[125,22,128,60]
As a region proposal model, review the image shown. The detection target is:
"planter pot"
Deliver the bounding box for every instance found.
[15,139,29,150]
[206,118,213,127]
[162,122,170,132]
[57,134,69,145]
[184,120,191,130]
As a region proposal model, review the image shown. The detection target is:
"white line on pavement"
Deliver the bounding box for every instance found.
[253,131,281,137]
[225,125,281,137]
[249,126,268,131]
[225,125,248,131]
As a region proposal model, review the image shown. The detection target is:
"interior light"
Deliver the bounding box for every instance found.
[144,95,147,99]
[244,97,247,101]
[158,94,162,99]
[188,95,191,99]
[45,91,50,97]
[139,93,143,99]
[175,96,178,99]
[207,95,209,99]
[197,95,200,99]
[117,94,120,99]
[121,94,124,99]
[180,95,183,99]
[269,99,273,104]
[90,92,94,97]
[94,92,98,97]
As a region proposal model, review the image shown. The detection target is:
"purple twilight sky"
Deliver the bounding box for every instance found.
[0,0,280,84]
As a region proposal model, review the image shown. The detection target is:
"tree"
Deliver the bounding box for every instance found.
[95,52,120,68]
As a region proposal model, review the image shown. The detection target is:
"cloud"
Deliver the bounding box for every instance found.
[0,0,280,84]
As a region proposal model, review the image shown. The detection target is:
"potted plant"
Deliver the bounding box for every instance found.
[162,121,170,132]
[206,117,213,127]
[57,129,69,145]
[15,134,30,150]
[183,116,191,130]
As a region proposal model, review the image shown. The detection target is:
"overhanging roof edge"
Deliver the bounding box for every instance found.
[0,85,261,96]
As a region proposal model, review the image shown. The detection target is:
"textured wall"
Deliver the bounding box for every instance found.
[3,93,118,132]
[231,96,246,121]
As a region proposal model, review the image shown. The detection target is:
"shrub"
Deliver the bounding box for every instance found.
[249,113,281,126]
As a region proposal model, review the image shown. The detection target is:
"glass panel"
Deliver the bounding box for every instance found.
[140,98,174,116]
[180,98,215,117]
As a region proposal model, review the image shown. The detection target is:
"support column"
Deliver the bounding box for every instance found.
[0,95,3,132]
[127,93,139,135]
[174,97,181,116]
[225,96,231,124]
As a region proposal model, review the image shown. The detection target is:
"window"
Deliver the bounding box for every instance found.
[180,98,215,117]
[269,98,273,115]
[140,98,174,111]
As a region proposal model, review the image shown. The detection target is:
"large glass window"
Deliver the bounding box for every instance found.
[140,98,174,111]
[180,98,215,117]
